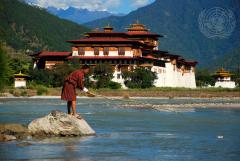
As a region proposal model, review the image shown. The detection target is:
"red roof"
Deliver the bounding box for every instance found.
[86,31,162,37]
[142,55,158,60]
[67,37,142,44]
[87,32,126,35]
[37,51,71,57]
[67,56,134,60]
[126,32,162,37]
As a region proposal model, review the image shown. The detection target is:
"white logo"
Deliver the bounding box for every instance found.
[198,7,236,39]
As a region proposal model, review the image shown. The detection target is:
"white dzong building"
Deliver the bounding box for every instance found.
[33,22,197,88]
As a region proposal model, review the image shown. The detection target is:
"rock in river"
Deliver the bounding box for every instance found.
[28,110,96,136]
[0,123,28,141]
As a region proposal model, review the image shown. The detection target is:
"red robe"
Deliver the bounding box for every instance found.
[61,70,84,101]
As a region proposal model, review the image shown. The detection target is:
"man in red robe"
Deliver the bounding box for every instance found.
[61,64,93,119]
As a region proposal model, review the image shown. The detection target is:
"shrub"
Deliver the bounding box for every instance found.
[123,67,157,88]
[28,81,38,89]
[20,90,27,96]
[13,89,21,97]
[9,89,14,94]
[107,81,121,89]
[36,85,48,95]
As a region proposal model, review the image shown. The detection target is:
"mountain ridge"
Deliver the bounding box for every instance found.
[0,0,90,53]
[85,0,240,69]
[47,6,125,24]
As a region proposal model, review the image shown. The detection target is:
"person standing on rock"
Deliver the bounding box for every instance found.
[61,64,94,119]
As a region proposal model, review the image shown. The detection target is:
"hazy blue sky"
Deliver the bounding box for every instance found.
[25,0,155,14]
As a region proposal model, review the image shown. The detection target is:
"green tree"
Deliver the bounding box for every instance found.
[232,69,240,88]
[195,68,215,87]
[93,63,113,88]
[122,67,157,88]
[51,63,79,87]
[0,45,9,90]
[30,63,80,87]
[29,68,53,87]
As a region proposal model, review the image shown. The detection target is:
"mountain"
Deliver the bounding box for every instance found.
[47,7,124,24]
[0,0,90,53]
[212,44,240,71]
[85,0,240,69]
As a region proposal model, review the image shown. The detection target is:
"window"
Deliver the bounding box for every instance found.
[78,47,84,55]
[104,47,109,55]
[118,47,125,56]
[117,74,121,79]
[94,47,99,55]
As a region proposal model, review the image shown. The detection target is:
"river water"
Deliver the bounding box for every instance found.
[0,98,240,160]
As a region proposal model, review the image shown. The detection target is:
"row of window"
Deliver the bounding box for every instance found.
[78,47,126,56]
[79,59,136,65]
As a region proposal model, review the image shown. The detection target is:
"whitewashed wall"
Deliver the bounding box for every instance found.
[152,62,196,88]
[15,80,26,88]
[214,81,236,88]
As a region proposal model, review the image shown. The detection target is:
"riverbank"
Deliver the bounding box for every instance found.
[0,95,240,110]
[0,87,239,98]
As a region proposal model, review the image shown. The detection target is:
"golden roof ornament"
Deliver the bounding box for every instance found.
[103,24,113,32]
[127,20,148,32]
[214,68,232,77]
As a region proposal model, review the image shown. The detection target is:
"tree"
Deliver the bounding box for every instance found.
[93,63,113,88]
[122,67,157,88]
[0,45,9,90]
[232,69,240,88]
[195,68,215,87]
[29,68,53,87]
[30,63,80,87]
[50,63,78,87]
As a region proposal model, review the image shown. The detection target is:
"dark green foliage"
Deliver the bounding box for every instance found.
[122,68,157,88]
[212,45,240,71]
[195,69,215,87]
[0,44,32,86]
[36,85,48,95]
[93,63,113,88]
[30,63,80,87]
[30,69,53,86]
[232,70,240,88]
[0,0,90,52]
[0,45,8,90]
[107,81,121,89]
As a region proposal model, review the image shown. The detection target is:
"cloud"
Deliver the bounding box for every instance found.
[131,0,150,8]
[26,0,121,11]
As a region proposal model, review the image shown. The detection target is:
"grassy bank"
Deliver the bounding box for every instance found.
[0,87,239,98]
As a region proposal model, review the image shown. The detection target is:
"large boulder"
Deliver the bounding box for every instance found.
[28,110,96,136]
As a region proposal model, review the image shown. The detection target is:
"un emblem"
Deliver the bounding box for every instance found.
[198,7,236,39]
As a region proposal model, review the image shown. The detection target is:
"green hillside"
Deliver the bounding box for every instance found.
[212,45,240,71]
[86,0,240,69]
[0,0,90,53]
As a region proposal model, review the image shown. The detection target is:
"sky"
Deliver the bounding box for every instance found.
[25,0,155,14]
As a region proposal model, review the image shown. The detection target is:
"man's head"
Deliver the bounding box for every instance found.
[82,64,90,74]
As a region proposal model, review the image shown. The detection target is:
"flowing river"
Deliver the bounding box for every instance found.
[0,98,240,160]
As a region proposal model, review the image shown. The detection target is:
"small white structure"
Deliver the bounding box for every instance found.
[14,72,29,88]
[214,68,236,88]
